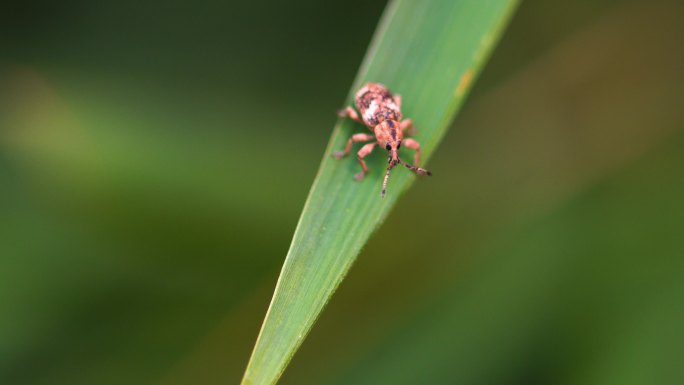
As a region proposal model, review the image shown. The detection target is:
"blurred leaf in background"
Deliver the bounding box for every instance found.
[1,0,683,385]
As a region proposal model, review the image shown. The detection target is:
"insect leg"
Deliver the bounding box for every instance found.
[354,142,377,181]
[399,119,416,136]
[394,94,402,109]
[401,138,422,166]
[337,106,364,124]
[397,139,431,177]
[333,133,374,159]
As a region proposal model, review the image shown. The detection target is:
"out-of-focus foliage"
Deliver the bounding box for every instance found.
[1,1,683,385]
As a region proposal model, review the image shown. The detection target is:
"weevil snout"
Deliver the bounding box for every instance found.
[387,147,399,166]
[384,138,402,166]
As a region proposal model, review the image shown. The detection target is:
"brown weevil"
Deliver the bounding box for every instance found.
[333,82,431,197]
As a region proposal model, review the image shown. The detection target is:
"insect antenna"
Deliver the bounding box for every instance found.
[381,163,394,198]
[399,160,432,176]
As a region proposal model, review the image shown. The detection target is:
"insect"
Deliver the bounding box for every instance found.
[333,82,431,197]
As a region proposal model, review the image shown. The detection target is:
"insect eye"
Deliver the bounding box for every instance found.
[385,144,391,151]
[397,142,401,149]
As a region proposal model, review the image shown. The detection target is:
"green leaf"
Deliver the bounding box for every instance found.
[240,1,519,384]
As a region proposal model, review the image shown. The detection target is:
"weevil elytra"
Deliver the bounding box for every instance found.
[333,82,431,197]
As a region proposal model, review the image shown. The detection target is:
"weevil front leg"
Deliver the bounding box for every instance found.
[394,94,402,109]
[400,118,416,136]
[333,133,375,159]
[337,106,364,124]
[401,138,422,166]
[354,142,377,181]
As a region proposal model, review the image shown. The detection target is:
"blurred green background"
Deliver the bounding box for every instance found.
[1,0,683,384]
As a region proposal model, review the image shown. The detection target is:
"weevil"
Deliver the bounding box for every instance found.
[333,82,431,197]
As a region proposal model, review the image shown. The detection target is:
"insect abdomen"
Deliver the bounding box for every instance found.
[354,83,401,128]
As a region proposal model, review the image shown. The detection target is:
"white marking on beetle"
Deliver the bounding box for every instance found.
[364,100,379,121]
